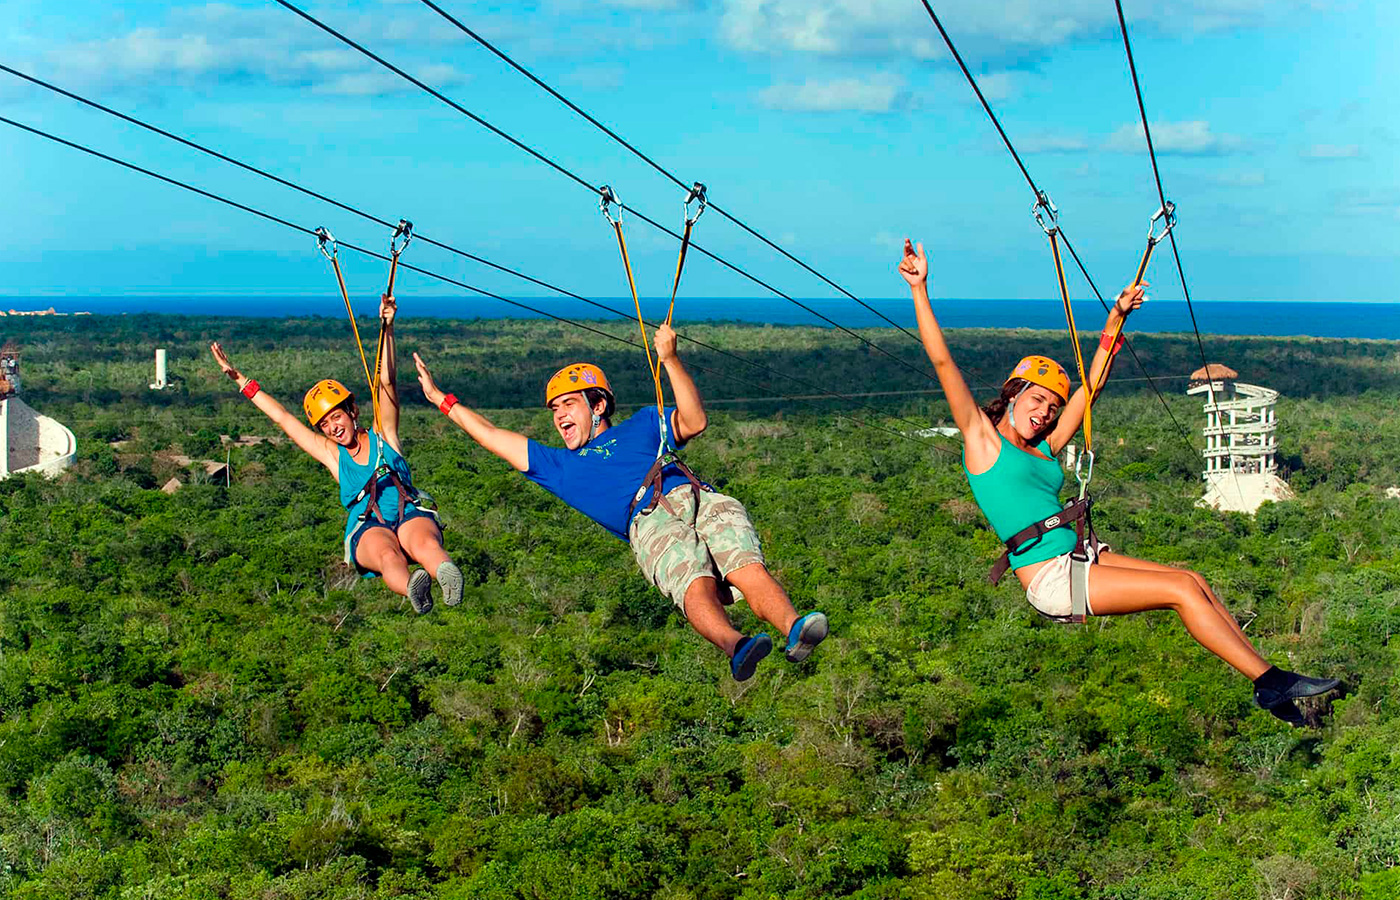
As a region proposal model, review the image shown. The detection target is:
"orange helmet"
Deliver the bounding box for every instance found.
[545,363,613,410]
[303,378,355,427]
[1007,355,1070,402]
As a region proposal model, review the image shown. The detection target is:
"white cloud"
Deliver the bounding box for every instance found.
[1301,143,1363,160]
[33,2,472,97]
[1105,120,1247,156]
[718,0,1331,60]
[758,74,909,112]
[1205,169,1269,186]
[1332,188,1400,219]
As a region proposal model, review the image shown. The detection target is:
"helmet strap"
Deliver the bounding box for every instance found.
[1008,385,1029,430]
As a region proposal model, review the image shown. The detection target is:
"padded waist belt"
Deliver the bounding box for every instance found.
[988,496,1094,587]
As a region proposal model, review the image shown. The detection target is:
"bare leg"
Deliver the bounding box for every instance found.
[682,577,744,657]
[355,527,411,597]
[397,516,451,571]
[1087,563,1270,679]
[1098,551,1254,646]
[725,563,800,637]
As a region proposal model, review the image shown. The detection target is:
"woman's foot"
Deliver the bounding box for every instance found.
[407,568,434,615]
[436,560,464,607]
[1253,667,1340,726]
[730,634,772,682]
[784,612,829,663]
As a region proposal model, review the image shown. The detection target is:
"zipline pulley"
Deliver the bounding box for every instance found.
[1148,201,1176,247]
[1074,449,1095,501]
[390,218,414,257]
[1031,190,1059,236]
[683,182,707,226]
[315,226,338,261]
[599,185,622,226]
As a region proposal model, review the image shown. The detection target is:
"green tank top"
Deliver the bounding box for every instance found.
[964,434,1076,570]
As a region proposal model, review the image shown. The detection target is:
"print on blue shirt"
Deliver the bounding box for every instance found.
[524,407,697,542]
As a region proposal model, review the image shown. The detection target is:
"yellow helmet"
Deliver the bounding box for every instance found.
[1007,355,1070,402]
[545,363,613,410]
[303,378,355,427]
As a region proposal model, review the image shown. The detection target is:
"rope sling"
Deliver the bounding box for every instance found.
[597,183,713,520]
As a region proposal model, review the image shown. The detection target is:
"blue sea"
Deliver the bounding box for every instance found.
[5,296,1399,340]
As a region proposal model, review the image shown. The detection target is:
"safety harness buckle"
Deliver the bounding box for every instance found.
[390,218,414,257]
[1031,190,1059,236]
[599,185,622,226]
[1147,201,1176,246]
[683,182,708,226]
[315,226,338,261]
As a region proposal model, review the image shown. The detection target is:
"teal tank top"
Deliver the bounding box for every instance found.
[338,430,416,541]
[964,435,1076,570]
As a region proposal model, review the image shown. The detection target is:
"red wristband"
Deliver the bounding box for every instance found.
[1100,332,1124,353]
[438,393,459,415]
[241,379,261,399]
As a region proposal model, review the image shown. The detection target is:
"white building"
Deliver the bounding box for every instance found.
[0,343,76,479]
[1187,363,1294,514]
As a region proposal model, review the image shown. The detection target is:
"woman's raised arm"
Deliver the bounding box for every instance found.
[209,342,338,473]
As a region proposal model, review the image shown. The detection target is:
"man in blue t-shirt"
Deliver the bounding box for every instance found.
[412,323,827,681]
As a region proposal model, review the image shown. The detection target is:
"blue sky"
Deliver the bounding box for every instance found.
[3,0,1396,308]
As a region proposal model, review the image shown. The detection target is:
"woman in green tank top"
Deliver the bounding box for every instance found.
[898,239,1338,726]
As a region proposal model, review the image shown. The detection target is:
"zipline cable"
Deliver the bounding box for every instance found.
[1113,1,1217,409]
[0,64,945,436]
[270,0,944,389]
[914,0,1196,456]
[413,0,943,363]
[0,113,947,452]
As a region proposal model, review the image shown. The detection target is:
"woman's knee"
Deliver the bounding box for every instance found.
[1168,574,1211,611]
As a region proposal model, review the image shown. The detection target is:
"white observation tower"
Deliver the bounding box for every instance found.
[1187,363,1293,514]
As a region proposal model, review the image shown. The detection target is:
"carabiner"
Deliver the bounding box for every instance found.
[1074,448,1095,500]
[599,185,622,226]
[1031,189,1059,236]
[1147,200,1176,247]
[315,226,338,261]
[390,219,414,257]
[683,182,707,226]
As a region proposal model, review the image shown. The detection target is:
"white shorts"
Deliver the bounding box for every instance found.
[1024,538,1110,622]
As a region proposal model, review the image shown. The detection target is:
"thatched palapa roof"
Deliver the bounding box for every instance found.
[1190,363,1237,385]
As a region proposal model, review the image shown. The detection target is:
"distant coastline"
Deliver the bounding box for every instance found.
[1,296,1398,339]
[0,307,91,317]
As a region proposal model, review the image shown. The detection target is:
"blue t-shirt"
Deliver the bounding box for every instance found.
[524,407,695,541]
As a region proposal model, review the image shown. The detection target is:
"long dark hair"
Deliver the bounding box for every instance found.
[982,378,1056,441]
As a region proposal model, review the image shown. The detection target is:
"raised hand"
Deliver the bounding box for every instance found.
[898,239,928,287]
[655,323,678,363]
[412,352,443,405]
[1115,280,1148,316]
[209,342,243,383]
[380,292,397,324]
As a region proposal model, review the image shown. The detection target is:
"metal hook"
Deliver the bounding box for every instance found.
[599,185,622,226]
[1031,189,1059,236]
[390,219,414,257]
[684,182,707,226]
[315,226,337,261]
[1074,448,1095,500]
[1147,200,1176,246]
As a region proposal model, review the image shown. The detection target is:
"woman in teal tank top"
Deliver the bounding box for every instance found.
[898,239,1338,727]
[209,293,463,616]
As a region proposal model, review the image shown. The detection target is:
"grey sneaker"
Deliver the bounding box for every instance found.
[407,568,434,615]
[436,560,464,607]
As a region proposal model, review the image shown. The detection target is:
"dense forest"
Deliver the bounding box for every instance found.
[0,313,1397,899]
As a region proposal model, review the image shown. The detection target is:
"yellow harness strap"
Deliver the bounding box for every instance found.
[317,227,381,432]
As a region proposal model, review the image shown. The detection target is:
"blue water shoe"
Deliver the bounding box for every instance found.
[730,634,772,682]
[785,612,829,663]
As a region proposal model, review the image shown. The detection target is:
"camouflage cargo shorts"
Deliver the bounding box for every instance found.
[628,486,765,614]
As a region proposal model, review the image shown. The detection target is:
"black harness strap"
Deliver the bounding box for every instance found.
[629,451,709,521]
[988,496,1094,586]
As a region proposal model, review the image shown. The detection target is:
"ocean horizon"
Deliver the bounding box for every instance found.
[3,296,1398,340]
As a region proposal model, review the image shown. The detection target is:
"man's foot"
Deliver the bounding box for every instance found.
[407,568,434,615]
[436,560,464,607]
[784,612,829,663]
[730,634,772,682]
